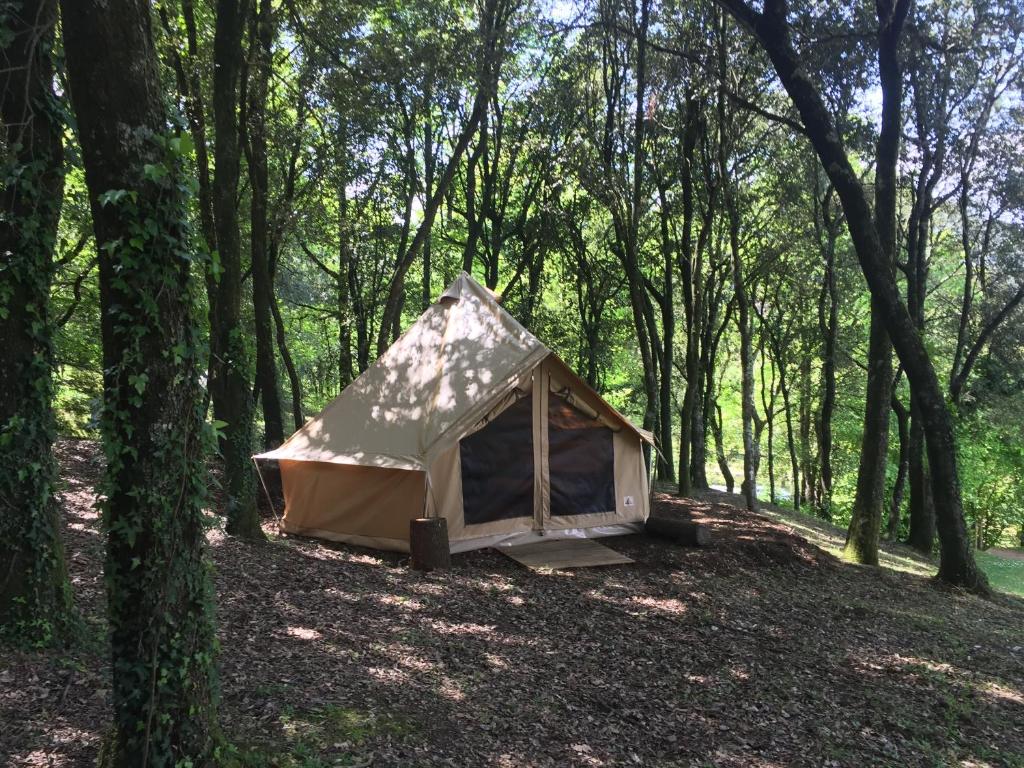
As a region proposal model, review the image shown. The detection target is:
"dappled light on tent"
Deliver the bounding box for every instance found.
[254,272,653,554]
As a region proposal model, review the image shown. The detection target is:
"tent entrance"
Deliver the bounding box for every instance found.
[547,395,615,517]
[459,392,535,525]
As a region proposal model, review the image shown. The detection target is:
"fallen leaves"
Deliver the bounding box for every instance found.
[2,442,1023,767]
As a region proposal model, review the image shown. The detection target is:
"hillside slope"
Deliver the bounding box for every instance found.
[2,440,1022,767]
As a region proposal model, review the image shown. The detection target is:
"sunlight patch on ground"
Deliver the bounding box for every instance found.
[367,666,409,685]
[394,654,434,674]
[629,595,688,615]
[485,652,507,669]
[375,594,424,611]
[285,625,322,641]
[426,619,502,639]
[978,681,1024,706]
[438,675,466,702]
[408,581,447,596]
[755,505,937,578]
[322,586,360,603]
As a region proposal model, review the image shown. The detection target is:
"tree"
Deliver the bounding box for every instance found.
[61,0,220,761]
[715,0,988,593]
[244,0,286,449]
[842,0,908,566]
[210,0,264,538]
[374,0,520,356]
[0,0,74,642]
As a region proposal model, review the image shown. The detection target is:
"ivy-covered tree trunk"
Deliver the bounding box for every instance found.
[211,0,264,538]
[845,305,893,564]
[61,0,221,763]
[0,0,74,643]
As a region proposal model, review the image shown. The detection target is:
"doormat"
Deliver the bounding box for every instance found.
[498,538,634,570]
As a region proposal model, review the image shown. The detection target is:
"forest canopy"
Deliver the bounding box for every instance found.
[44,0,1022,551]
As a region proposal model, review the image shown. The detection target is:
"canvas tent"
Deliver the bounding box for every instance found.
[254,272,653,553]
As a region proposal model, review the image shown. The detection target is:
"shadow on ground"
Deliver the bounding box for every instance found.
[2,440,1022,767]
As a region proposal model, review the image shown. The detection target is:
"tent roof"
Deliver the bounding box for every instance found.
[254,272,651,471]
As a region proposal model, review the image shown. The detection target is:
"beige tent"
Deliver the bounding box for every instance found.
[254,272,653,553]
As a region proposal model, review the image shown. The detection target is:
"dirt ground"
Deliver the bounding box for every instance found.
[2,439,1023,767]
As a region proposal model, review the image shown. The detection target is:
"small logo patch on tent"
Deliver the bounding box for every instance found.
[623,496,635,507]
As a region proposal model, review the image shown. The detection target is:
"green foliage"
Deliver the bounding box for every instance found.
[44,0,1024,577]
[958,410,1024,550]
[223,705,417,768]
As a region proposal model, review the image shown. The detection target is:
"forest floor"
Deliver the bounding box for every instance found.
[2,438,1023,768]
[728,490,1024,600]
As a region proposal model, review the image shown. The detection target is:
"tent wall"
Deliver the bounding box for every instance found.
[279,459,425,552]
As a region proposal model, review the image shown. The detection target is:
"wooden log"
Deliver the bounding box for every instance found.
[410,517,451,571]
[645,516,711,547]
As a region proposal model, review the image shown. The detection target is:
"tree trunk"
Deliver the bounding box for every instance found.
[677,94,700,497]
[760,347,777,504]
[377,0,513,356]
[779,370,800,511]
[269,249,303,430]
[729,208,758,512]
[210,0,263,539]
[717,0,988,593]
[905,407,934,552]
[410,518,451,571]
[422,108,436,310]
[462,125,485,274]
[62,1,220,761]
[646,517,711,547]
[815,183,839,521]
[716,15,757,512]
[691,356,710,489]
[335,126,355,389]
[798,354,814,509]
[600,0,658,473]
[655,184,675,482]
[246,0,284,450]
[843,0,904,566]
[158,0,218,316]
[888,393,910,540]
[0,0,74,642]
[845,303,893,564]
[711,399,734,493]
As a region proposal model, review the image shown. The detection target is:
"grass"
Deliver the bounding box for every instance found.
[975,550,1024,598]
[228,705,416,768]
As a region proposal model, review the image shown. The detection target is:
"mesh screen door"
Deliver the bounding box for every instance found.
[460,393,535,525]
[548,396,615,517]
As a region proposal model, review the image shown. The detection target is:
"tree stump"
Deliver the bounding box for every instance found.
[645,516,711,547]
[410,518,451,571]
